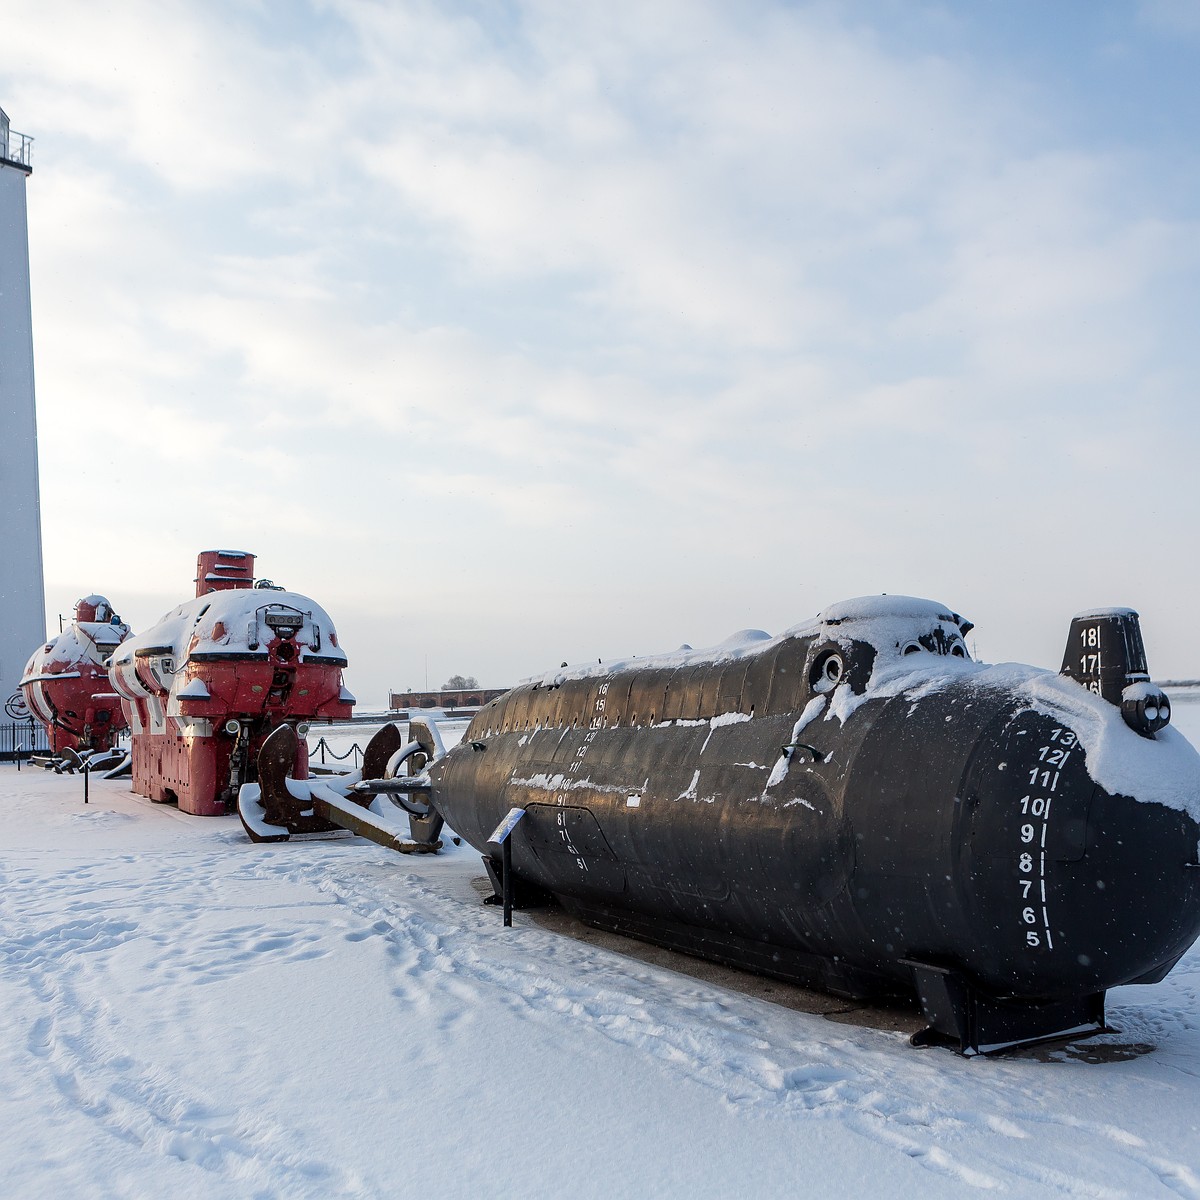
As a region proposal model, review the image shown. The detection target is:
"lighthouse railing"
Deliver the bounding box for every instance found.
[0,127,33,170]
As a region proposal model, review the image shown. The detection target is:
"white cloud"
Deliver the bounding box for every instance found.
[4,0,1200,704]
[8,0,333,191]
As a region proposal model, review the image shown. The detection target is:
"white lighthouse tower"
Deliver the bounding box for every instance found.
[0,107,46,723]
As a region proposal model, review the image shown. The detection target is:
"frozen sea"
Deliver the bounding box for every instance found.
[2,696,1200,1198]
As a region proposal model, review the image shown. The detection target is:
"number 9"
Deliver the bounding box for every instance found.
[1021,823,1035,843]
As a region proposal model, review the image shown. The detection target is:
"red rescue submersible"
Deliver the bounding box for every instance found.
[20,595,131,753]
[245,596,1200,1054]
[109,550,353,815]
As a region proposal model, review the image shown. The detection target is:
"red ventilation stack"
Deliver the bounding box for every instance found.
[195,550,256,597]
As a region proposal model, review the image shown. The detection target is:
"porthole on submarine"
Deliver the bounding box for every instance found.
[239,595,1200,1056]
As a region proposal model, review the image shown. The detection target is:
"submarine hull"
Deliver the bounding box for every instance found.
[428,599,1200,1049]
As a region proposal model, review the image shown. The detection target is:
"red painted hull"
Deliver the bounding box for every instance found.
[109,552,354,816]
[21,600,132,753]
[128,728,313,815]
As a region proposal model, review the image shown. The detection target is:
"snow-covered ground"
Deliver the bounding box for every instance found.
[4,701,1200,1198]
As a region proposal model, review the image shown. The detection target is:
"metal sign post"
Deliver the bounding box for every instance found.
[487,807,527,927]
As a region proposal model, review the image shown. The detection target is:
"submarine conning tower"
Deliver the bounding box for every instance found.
[73,594,119,624]
[1059,608,1170,738]
[195,549,256,597]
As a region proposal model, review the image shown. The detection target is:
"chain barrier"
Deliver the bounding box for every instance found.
[6,723,364,768]
[8,724,367,769]
[310,736,363,768]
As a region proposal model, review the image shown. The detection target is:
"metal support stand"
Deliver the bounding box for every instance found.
[502,837,514,926]
[83,759,90,804]
[903,958,1107,1054]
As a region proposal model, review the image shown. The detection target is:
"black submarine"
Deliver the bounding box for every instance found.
[242,596,1200,1054]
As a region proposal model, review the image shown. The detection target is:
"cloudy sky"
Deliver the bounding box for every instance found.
[4,0,1199,705]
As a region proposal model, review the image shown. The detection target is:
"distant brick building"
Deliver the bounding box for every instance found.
[388,687,508,712]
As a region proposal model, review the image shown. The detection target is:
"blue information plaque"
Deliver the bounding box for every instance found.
[488,806,526,847]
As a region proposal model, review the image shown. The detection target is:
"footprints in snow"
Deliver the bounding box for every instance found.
[0,855,370,1198]
[141,921,330,985]
[300,857,1200,1197]
[1,915,139,965]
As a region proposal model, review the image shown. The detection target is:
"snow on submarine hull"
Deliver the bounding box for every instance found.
[432,597,1200,1053]
[255,596,1200,1054]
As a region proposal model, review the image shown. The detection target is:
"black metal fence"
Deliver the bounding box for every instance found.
[0,720,52,762]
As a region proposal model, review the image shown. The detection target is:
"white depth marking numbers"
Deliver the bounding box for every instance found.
[556,681,613,873]
[1017,726,1075,951]
[1079,623,1103,695]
